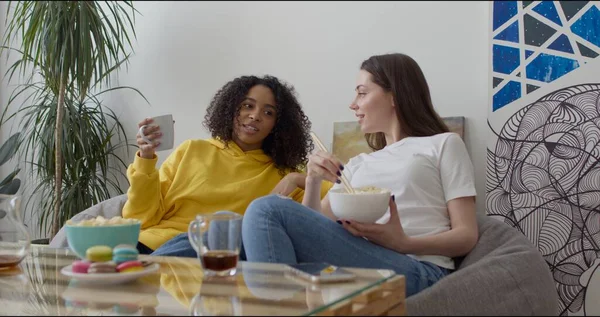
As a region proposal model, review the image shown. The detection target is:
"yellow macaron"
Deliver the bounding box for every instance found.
[86,245,113,262]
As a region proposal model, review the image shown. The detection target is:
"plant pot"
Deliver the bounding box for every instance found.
[30,239,49,245]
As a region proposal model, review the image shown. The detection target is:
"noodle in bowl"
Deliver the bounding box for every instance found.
[328,186,391,223]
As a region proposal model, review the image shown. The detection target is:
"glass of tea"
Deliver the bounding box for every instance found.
[188,212,242,277]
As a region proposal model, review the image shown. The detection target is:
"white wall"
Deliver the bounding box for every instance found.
[108,1,490,213]
[2,1,490,231]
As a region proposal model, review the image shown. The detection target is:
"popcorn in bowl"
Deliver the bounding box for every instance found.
[65,216,141,259]
[67,216,140,227]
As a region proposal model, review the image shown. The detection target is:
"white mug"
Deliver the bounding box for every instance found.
[138,114,174,152]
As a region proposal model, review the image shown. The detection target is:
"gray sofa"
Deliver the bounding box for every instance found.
[50,195,559,315]
[407,214,558,315]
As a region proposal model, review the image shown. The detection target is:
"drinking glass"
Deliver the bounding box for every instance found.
[188,212,242,277]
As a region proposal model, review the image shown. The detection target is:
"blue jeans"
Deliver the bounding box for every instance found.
[242,195,451,297]
[152,211,247,261]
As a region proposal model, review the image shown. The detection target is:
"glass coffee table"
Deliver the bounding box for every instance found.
[0,245,405,316]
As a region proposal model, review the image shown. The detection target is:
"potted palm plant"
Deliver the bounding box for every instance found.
[1,1,147,241]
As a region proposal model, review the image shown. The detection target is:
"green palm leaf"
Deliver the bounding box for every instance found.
[2,1,146,238]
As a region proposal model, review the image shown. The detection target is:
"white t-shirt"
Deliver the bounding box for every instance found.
[330,132,476,270]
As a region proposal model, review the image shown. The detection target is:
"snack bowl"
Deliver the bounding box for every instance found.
[328,186,391,223]
[65,216,141,259]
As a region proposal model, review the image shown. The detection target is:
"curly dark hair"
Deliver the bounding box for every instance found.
[203,75,313,174]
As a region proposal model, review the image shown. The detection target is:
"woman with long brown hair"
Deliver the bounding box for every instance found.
[242,53,478,297]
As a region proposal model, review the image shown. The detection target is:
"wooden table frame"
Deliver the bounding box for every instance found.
[317,275,405,316]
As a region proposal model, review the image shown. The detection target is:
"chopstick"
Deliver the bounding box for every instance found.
[310,132,355,194]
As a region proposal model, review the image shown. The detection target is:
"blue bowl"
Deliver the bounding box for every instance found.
[65,223,141,259]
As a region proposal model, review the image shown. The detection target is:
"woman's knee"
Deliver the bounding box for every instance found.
[245,194,289,219]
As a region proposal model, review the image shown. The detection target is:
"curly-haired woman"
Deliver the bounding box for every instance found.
[122,75,331,256]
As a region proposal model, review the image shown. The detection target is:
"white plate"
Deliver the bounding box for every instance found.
[60,263,160,285]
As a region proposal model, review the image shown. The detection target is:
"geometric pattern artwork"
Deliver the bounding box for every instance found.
[493,80,521,112]
[571,5,600,47]
[492,1,600,112]
[487,84,600,316]
[533,1,563,26]
[524,14,558,46]
[560,1,590,21]
[525,53,580,82]
[548,34,574,53]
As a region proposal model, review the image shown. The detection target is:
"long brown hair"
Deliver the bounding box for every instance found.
[360,53,449,151]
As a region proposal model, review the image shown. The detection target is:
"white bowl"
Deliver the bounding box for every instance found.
[328,187,391,223]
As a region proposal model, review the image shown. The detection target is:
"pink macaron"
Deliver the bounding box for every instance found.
[72,260,92,274]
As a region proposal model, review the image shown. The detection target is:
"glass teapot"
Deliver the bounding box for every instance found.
[0,195,30,269]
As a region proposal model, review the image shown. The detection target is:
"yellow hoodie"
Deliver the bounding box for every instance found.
[123,138,332,250]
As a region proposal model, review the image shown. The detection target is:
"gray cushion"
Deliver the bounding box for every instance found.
[49,194,128,248]
[406,214,559,315]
